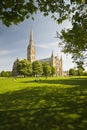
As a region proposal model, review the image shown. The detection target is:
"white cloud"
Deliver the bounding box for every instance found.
[0,57,13,72]
[36,42,58,49]
[0,50,12,56]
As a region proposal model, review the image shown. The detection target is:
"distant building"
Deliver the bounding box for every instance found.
[12,28,63,76]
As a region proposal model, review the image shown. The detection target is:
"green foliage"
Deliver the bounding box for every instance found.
[69,67,85,76]
[76,61,84,70]
[51,66,56,77]
[0,0,37,26]
[0,0,86,26]
[32,61,43,76]
[42,62,51,78]
[83,71,87,76]
[17,59,32,77]
[0,71,12,77]
[69,60,85,76]
[77,68,84,76]
[12,59,56,78]
[69,69,76,76]
[0,77,87,129]
[58,2,87,63]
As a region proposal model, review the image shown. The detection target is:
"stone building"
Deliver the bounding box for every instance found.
[27,29,63,76]
[12,28,63,76]
[27,29,36,63]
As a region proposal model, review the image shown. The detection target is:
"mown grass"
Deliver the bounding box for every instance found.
[0,76,87,130]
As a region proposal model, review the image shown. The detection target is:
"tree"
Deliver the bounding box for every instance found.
[51,66,56,77]
[69,69,76,76]
[32,61,43,77]
[0,71,12,77]
[17,59,32,77]
[0,0,86,26]
[76,61,84,71]
[83,71,87,76]
[77,68,84,76]
[0,71,6,77]
[69,68,79,76]
[6,71,12,77]
[42,62,51,78]
[0,0,37,26]
[57,1,87,64]
[69,66,85,76]
[76,61,84,76]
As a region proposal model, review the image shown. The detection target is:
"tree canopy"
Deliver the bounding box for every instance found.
[42,62,51,78]
[51,66,56,77]
[57,2,87,63]
[0,0,86,26]
[32,61,43,77]
[17,59,32,77]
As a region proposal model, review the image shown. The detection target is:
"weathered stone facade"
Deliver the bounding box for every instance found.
[27,29,36,63]
[27,29,63,76]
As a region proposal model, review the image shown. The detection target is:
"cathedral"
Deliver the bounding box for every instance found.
[12,28,63,76]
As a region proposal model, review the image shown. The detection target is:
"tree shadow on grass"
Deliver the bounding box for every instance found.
[40,77,87,87]
[0,83,87,130]
[21,77,87,89]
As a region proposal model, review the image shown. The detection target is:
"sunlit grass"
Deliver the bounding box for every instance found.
[0,76,86,93]
[0,76,87,130]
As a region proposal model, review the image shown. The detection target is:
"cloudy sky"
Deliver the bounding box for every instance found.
[0,12,75,72]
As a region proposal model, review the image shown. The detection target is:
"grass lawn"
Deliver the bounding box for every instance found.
[0,76,87,130]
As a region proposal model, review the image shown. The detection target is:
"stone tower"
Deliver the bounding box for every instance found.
[27,28,36,63]
[60,56,63,76]
[51,50,55,66]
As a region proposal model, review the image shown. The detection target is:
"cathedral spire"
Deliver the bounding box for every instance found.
[51,50,55,67]
[30,27,33,42]
[51,50,54,57]
[60,55,62,60]
[27,28,36,63]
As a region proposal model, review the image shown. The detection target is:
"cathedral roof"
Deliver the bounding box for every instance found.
[39,58,51,62]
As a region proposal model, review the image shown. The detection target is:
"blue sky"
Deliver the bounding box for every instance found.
[0,12,75,72]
